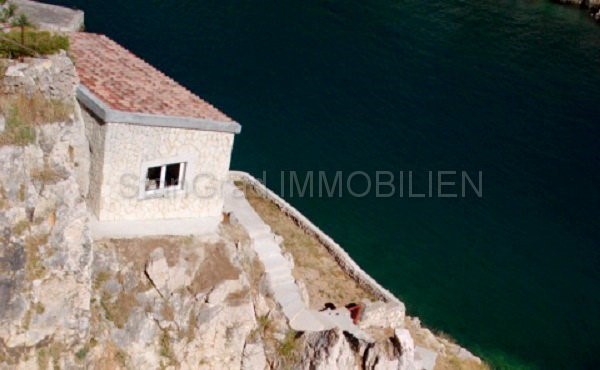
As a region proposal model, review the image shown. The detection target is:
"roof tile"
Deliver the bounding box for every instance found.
[69,32,233,123]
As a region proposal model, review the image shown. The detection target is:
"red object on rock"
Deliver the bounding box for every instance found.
[346,303,364,325]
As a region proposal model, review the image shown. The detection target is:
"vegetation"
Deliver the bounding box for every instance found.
[100,290,138,329]
[159,330,176,366]
[277,330,299,362]
[0,3,17,23]
[24,233,49,280]
[75,346,89,361]
[11,14,32,45]
[1,106,35,146]
[0,3,68,58]
[31,163,64,184]
[12,219,30,236]
[0,185,7,210]
[36,348,49,370]
[34,301,45,314]
[0,93,73,146]
[0,30,69,58]
[93,270,111,290]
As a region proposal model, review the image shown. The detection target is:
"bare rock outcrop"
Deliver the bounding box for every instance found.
[0,55,92,367]
[84,231,270,370]
[299,326,416,370]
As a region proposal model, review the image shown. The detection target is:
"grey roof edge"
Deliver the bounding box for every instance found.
[76,85,242,134]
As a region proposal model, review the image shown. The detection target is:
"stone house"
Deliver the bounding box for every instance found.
[69,33,241,222]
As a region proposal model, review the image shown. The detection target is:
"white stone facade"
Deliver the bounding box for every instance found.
[81,106,235,221]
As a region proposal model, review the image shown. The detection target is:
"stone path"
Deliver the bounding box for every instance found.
[223,182,370,340]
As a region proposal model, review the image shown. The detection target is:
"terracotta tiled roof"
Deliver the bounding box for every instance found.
[69,32,233,123]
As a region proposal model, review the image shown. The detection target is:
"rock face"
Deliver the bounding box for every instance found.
[0,55,92,367]
[87,235,263,370]
[1,53,78,101]
[299,327,415,370]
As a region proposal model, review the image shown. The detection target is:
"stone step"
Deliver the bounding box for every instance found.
[290,310,329,331]
[253,240,281,257]
[275,290,303,307]
[282,299,305,320]
[253,233,278,245]
[272,282,300,298]
[267,271,295,287]
[261,255,291,271]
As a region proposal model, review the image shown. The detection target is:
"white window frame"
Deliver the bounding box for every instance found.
[139,158,188,199]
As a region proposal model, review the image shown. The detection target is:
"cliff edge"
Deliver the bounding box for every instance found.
[0,52,486,369]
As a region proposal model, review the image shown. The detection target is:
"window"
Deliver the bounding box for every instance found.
[143,162,186,196]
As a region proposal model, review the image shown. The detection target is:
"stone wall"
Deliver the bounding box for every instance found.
[94,122,234,221]
[80,106,105,219]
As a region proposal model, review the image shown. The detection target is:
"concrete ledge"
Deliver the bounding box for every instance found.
[229,170,402,305]
[76,85,242,134]
[90,215,220,239]
[12,0,84,32]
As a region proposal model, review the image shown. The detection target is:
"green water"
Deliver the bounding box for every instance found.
[48,0,600,368]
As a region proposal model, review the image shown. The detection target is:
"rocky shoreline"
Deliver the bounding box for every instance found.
[553,0,600,23]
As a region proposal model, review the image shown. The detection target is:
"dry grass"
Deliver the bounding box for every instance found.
[17,183,25,202]
[0,92,72,146]
[99,287,139,329]
[0,60,7,76]
[94,341,128,370]
[34,302,45,314]
[0,185,7,210]
[95,269,151,330]
[435,355,491,370]
[160,303,175,321]
[35,342,63,370]
[93,270,111,290]
[159,330,176,366]
[24,233,48,280]
[37,347,49,370]
[404,319,490,370]
[188,243,240,295]
[11,219,30,236]
[31,163,64,184]
[240,184,375,309]
[106,237,188,270]
[225,287,250,306]
[184,309,198,343]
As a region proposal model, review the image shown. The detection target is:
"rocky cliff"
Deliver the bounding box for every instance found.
[0,54,485,369]
[0,54,91,367]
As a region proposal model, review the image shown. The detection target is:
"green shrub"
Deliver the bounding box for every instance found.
[75,346,88,361]
[0,30,69,58]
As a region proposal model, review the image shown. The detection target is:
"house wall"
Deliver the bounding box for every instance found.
[97,122,234,221]
[81,106,106,219]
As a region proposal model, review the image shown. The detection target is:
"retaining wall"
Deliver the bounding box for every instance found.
[229,170,402,305]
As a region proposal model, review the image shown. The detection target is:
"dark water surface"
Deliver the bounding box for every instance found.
[47,1,599,368]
